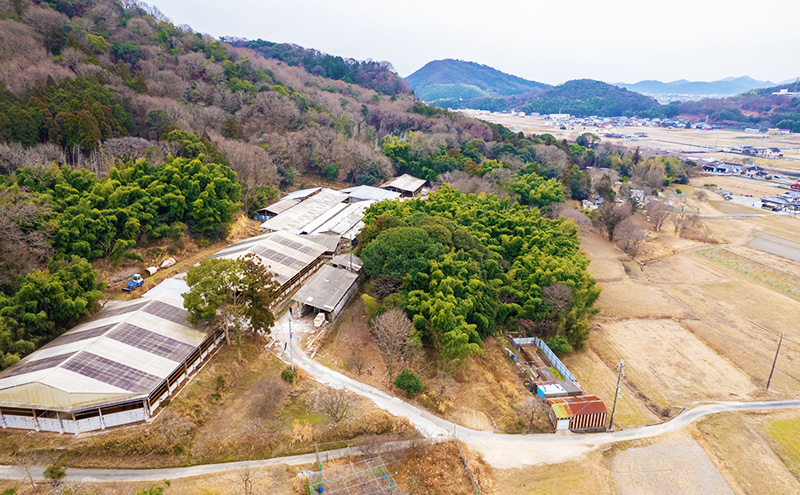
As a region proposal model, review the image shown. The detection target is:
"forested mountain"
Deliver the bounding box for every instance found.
[405,59,549,108]
[616,76,776,96]
[405,60,661,117]
[670,80,800,131]
[518,79,660,117]
[226,38,410,96]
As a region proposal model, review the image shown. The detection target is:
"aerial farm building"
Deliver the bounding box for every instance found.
[0,295,221,434]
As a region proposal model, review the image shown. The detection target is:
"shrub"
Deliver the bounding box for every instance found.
[281,368,298,383]
[394,369,422,395]
[545,335,573,356]
[43,465,65,480]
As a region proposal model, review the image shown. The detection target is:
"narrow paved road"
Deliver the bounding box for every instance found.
[2,313,798,481]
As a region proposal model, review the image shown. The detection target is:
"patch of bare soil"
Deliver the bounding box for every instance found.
[612,437,734,495]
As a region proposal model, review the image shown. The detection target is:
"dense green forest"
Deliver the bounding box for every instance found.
[358,184,599,362]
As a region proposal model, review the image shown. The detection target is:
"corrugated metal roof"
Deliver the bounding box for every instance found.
[382,174,426,193]
[212,231,326,285]
[285,187,322,200]
[302,234,340,253]
[141,274,189,299]
[291,265,358,312]
[259,189,348,233]
[265,197,299,215]
[340,185,401,202]
[330,253,363,272]
[311,201,375,236]
[0,294,206,412]
[546,395,607,419]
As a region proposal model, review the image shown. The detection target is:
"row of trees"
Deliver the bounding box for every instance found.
[358,184,600,363]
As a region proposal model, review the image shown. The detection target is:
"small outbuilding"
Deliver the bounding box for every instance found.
[536,380,584,399]
[381,174,426,197]
[291,265,359,322]
[330,253,363,273]
[546,395,607,432]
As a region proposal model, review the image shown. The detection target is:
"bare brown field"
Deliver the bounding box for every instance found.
[691,176,788,198]
[594,319,756,406]
[572,208,800,423]
[612,437,734,495]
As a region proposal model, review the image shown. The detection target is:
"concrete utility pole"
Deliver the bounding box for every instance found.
[289,307,294,371]
[766,333,785,390]
[608,359,625,431]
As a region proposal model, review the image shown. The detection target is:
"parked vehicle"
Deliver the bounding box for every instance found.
[122,274,144,292]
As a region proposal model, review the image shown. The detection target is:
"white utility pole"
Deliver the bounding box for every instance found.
[608,359,625,430]
[289,307,294,371]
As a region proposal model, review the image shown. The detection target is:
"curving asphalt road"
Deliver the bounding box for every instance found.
[1,312,798,481]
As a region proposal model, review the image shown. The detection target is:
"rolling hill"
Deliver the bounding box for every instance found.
[405,59,549,106]
[616,76,777,96]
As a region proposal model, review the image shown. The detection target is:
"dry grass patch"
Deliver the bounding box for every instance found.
[393,441,493,495]
[495,449,610,495]
[696,412,800,495]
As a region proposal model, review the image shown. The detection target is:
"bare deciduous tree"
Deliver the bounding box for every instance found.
[314,387,357,424]
[595,201,632,241]
[543,283,573,311]
[646,199,673,232]
[345,336,367,375]
[370,309,413,382]
[517,396,547,432]
[614,216,647,256]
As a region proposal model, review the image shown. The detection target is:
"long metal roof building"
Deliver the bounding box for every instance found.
[0,294,222,434]
[258,189,348,233]
[211,230,328,308]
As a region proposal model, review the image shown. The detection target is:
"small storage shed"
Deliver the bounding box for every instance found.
[536,380,584,399]
[546,395,607,432]
[291,265,359,322]
[381,174,426,197]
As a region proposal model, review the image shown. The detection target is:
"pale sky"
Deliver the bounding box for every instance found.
[153,0,799,85]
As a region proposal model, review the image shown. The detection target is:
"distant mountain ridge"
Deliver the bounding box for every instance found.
[405,59,549,106]
[615,76,776,96]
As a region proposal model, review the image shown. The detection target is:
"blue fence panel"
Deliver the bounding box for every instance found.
[533,337,577,382]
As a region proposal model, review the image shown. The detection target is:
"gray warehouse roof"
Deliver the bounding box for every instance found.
[330,253,363,272]
[382,174,426,194]
[310,201,375,237]
[211,231,326,285]
[263,197,299,216]
[0,295,206,412]
[292,265,358,312]
[340,185,401,202]
[259,189,348,233]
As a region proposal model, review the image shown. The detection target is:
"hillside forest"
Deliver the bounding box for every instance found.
[0,0,693,369]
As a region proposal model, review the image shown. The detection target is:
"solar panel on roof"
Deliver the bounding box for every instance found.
[143,300,190,326]
[88,299,150,321]
[62,352,163,393]
[108,323,196,362]
[40,323,117,349]
[0,352,76,378]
